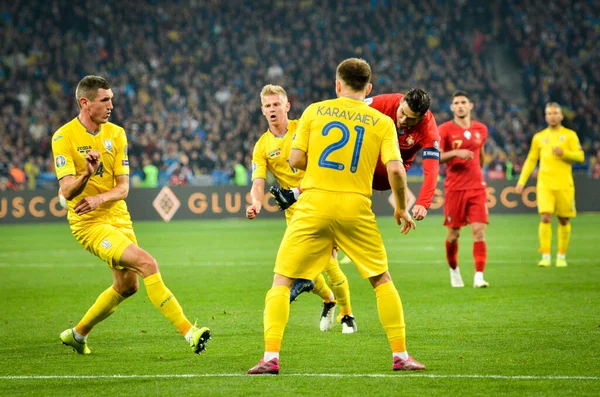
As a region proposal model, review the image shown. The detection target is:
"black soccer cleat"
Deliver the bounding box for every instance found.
[269,186,297,211]
[289,279,315,302]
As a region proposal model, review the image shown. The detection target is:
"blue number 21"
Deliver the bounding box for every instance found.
[318,121,365,173]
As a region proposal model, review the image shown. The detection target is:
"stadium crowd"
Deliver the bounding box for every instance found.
[1,0,598,191]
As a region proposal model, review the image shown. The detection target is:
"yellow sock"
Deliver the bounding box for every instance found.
[375,281,406,353]
[75,286,125,336]
[143,273,192,335]
[324,257,352,317]
[312,273,334,302]
[538,222,552,255]
[557,223,571,255]
[264,285,290,353]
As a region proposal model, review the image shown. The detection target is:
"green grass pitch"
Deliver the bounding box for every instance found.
[0,214,598,396]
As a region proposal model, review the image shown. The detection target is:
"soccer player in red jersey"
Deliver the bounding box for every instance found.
[438,91,489,288]
[272,88,440,222]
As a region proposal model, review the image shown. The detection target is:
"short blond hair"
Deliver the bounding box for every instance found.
[260,84,287,100]
[545,102,562,112]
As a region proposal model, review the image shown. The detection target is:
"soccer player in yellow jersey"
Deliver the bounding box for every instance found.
[248,58,425,375]
[246,84,356,334]
[516,102,584,267]
[52,76,210,355]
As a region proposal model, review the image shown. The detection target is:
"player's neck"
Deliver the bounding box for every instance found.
[268,120,288,137]
[77,113,100,134]
[548,124,562,131]
[453,117,471,129]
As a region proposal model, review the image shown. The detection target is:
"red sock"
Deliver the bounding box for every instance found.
[445,240,458,270]
[474,241,487,272]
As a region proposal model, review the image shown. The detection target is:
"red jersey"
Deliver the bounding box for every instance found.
[367,93,440,209]
[438,120,487,191]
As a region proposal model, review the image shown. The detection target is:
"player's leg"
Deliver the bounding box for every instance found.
[310,273,335,303]
[536,187,555,267]
[369,271,425,371]
[118,244,210,353]
[443,190,465,287]
[555,188,576,267]
[323,249,355,333]
[467,189,489,288]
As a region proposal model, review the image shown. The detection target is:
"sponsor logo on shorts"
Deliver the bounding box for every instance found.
[101,239,112,249]
[55,155,67,168]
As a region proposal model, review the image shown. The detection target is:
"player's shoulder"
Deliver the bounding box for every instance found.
[368,93,403,104]
[562,127,578,136]
[52,118,78,144]
[437,120,454,132]
[103,121,126,136]
[287,119,300,132]
[471,120,488,131]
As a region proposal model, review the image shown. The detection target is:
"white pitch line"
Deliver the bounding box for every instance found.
[0,373,597,381]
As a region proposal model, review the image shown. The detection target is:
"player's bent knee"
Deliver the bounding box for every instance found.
[558,217,570,225]
[369,271,392,288]
[119,282,139,298]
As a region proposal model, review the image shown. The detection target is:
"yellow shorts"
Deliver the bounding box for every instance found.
[284,204,297,226]
[536,187,576,218]
[72,217,137,269]
[274,191,388,280]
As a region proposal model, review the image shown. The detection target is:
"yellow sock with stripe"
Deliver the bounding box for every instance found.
[375,281,406,353]
[538,222,552,255]
[312,273,335,302]
[324,257,352,317]
[75,286,125,336]
[143,273,192,335]
[264,285,290,353]
[557,222,571,255]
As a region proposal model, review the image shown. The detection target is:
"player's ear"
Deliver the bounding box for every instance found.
[285,100,291,112]
[335,80,342,97]
[365,83,373,97]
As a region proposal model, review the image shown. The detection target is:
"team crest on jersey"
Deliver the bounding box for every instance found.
[103,139,113,151]
[475,132,481,140]
[464,130,472,140]
[403,135,415,147]
[560,135,565,141]
[268,148,282,158]
[77,145,92,155]
[364,98,373,105]
[433,140,440,149]
[252,162,257,172]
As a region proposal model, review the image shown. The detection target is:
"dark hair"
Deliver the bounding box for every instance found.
[336,58,371,92]
[76,75,111,106]
[451,90,471,102]
[404,88,431,116]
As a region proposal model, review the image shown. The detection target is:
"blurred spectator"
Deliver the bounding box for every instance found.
[7,163,26,190]
[24,156,40,190]
[232,151,249,187]
[140,154,159,188]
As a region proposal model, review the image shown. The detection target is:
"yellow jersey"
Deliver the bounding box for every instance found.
[251,119,303,189]
[518,126,584,190]
[292,96,400,196]
[52,117,131,228]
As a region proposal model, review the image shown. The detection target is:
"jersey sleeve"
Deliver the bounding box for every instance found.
[51,132,76,180]
[292,104,313,153]
[415,118,440,209]
[562,131,585,163]
[113,128,130,176]
[380,118,402,165]
[438,124,448,151]
[251,138,267,180]
[517,134,540,186]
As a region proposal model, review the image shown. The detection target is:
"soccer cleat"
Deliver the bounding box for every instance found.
[60,328,91,355]
[537,258,551,267]
[555,257,568,267]
[289,279,315,302]
[189,326,211,354]
[340,315,358,334]
[473,277,489,288]
[393,356,426,371]
[339,255,352,265]
[319,301,337,332]
[269,186,297,211]
[247,358,280,375]
[449,268,464,288]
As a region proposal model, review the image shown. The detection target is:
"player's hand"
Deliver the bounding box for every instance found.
[552,147,564,156]
[394,209,416,235]
[246,204,261,219]
[74,195,103,215]
[455,149,474,160]
[84,150,101,177]
[515,184,524,194]
[411,205,427,221]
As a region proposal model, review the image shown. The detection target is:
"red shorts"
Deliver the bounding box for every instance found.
[372,159,391,191]
[443,188,488,228]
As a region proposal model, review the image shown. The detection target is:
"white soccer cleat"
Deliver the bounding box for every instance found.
[319,301,336,332]
[473,272,489,288]
[450,268,464,288]
[340,315,358,334]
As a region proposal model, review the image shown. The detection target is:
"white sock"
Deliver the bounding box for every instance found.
[451,267,461,274]
[264,352,279,361]
[557,253,566,260]
[72,328,87,344]
[291,187,300,200]
[542,253,551,260]
[393,351,409,360]
[475,271,484,280]
[184,327,194,343]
